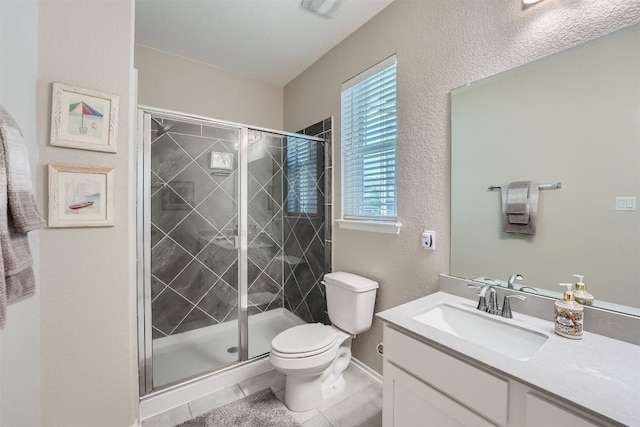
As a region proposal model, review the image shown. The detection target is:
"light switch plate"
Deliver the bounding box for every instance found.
[615,196,636,211]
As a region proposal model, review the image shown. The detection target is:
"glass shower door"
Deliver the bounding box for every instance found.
[142,112,243,391]
[244,130,287,359]
[138,111,328,395]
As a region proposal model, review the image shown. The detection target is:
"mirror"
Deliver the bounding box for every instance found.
[450,24,639,315]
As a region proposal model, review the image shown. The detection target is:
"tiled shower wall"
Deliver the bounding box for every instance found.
[283,118,332,324]
[149,118,287,338]
[149,116,329,337]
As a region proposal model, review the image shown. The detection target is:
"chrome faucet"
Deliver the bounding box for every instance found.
[467,284,499,314]
[507,274,524,289]
[500,295,526,318]
[468,284,526,318]
[483,285,500,315]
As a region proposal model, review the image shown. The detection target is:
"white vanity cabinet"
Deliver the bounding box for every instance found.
[382,325,606,427]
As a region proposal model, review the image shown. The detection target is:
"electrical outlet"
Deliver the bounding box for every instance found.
[422,230,435,250]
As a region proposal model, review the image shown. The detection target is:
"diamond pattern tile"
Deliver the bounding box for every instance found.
[151,135,192,182]
[151,224,163,248]
[197,188,237,231]
[248,246,278,271]
[305,235,325,282]
[284,274,303,311]
[173,307,217,334]
[248,273,280,308]
[198,281,238,322]
[293,300,314,323]
[151,186,192,234]
[151,237,192,285]
[281,118,331,324]
[248,156,275,186]
[172,133,216,159]
[152,287,194,335]
[221,260,238,291]
[306,284,325,324]
[248,190,277,228]
[151,276,166,300]
[169,260,218,303]
[149,118,330,336]
[170,162,221,207]
[152,327,166,339]
[197,241,238,279]
[168,211,216,256]
[202,125,238,141]
[266,289,284,311]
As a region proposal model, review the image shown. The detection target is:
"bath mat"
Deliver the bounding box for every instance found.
[177,388,300,427]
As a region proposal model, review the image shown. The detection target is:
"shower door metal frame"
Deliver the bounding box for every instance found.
[136,106,323,397]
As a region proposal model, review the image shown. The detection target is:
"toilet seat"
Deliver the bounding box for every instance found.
[271,323,338,358]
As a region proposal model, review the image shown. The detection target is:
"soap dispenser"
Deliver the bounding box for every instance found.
[573,274,594,306]
[554,283,584,340]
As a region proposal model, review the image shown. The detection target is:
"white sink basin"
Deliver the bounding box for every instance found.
[411,304,548,361]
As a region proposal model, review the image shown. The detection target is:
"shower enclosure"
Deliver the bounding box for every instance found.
[137,108,331,395]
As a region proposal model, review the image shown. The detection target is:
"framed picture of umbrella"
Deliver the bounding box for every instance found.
[50,82,119,153]
[48,164,115,227]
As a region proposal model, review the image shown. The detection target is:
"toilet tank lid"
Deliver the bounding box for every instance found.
[323,272,378,292]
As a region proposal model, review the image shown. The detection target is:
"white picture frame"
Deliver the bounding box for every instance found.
[50,82,119,153]
[48,164,115,227]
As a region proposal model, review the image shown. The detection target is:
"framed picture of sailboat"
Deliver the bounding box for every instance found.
[48,165,115,227]
[50,82,119,153]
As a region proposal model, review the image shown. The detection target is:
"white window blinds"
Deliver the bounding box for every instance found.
[286,136,319,216]
[341,55,397,221]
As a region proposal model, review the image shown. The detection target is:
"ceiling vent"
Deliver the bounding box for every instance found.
[300,0,344,18]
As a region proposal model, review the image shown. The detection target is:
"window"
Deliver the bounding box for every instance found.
[286,135,319,216]
[341,55,397,228]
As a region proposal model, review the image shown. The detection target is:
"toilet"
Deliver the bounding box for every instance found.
[270,272,378,412]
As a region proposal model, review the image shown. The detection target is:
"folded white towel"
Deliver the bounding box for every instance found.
[501,183,539,235]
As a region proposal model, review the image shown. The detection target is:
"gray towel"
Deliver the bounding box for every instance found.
[506,181,530,224]
[0,106,46,329]
[501,183,538,235]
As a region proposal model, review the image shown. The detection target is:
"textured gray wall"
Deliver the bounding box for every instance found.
[283,0,640,373]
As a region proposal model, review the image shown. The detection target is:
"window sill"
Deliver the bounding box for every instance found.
[335,219,402,235]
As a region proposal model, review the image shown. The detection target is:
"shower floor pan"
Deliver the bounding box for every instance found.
[152,308,304,389]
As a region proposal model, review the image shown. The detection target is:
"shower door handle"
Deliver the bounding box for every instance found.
[233,235,239,249]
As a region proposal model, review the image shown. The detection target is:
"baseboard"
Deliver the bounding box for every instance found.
[350,357,383,385]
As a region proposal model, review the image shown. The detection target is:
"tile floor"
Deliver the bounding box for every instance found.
[143,364,382,427]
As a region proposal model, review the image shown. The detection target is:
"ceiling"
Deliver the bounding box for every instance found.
[135,0,395,86]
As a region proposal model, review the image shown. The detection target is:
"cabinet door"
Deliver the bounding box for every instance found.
[525,393,602,427]
[383,361,495,427]
[384,325,508,426]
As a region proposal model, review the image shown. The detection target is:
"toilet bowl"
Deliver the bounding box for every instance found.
[270,272,378,412]
[270,323,352,411]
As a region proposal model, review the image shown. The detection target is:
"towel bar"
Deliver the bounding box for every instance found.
[488,182,562,191]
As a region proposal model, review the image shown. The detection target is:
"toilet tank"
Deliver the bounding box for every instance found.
[324,272,378,335]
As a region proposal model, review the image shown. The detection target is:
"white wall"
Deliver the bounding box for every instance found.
[0,1,41,425]
[135,45,284,129]
[283,0,640,373]
[37,1,138,425]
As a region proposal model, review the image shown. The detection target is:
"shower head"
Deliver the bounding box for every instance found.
[151,117,173,137]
